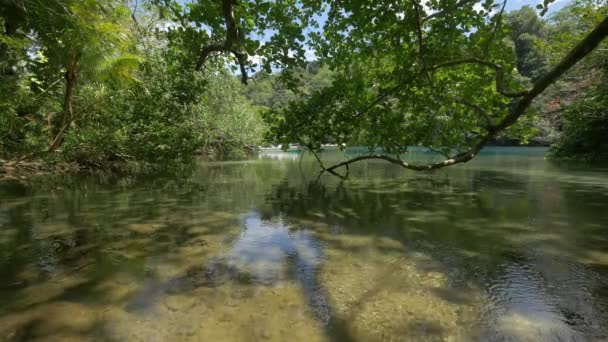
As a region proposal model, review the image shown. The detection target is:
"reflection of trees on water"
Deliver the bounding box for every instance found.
[1,157,608,340]
[229,212,334,325]
[263,168,608,340]
[0,161,321,339]
[228,213,322,285]
[258,151,301,161]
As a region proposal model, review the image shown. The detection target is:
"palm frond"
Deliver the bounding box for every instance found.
[95,53,144,84]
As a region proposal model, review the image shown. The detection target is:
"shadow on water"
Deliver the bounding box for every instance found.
[258,162,608,341]
[0,150,608,340]
[0,166,262,339]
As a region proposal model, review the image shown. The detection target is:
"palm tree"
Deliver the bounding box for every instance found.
[24,0,142,151]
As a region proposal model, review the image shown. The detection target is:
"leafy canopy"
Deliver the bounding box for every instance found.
[132,0,606,171]
[266,0,535,154]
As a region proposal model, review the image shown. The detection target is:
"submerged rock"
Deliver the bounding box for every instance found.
[163,295,198,313]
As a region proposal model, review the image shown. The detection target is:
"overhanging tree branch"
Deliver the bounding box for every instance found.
[320,17,608,175]
[194,0,249,84]
[353,57,523,121]
[231,48,249,84]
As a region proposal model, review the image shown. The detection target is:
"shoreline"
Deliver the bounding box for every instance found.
[0,159,80,182]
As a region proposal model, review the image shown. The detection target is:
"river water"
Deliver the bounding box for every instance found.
[1,147,608,341]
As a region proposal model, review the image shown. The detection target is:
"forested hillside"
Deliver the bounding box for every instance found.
[504,4,608,159]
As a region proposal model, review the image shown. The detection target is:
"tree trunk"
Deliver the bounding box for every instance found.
[48,63,78,152]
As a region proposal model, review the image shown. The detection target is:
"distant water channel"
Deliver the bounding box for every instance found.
[1,147,608,341]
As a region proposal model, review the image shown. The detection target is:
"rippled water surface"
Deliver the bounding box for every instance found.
[1,147,608,341]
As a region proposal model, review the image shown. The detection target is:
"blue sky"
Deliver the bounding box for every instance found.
[505,0,571,12]
[176,0,573,14]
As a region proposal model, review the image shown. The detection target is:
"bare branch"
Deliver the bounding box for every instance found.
[129,0,152,51]
[48,84,135,152]
[307,145,326,171]
[498,17,608,130]
[130,1,144,37]
[325,153,474,173]
[429,92,495,128]
[33,77,63,100]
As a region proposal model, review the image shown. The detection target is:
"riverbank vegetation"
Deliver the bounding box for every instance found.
[502,3,608,161]
[1,0,607,175]
[0,0,266,171]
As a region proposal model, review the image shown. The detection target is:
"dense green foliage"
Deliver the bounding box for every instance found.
[505,6,550,81]
[550,77,608,161]
[0,0,265,166]
[543,1,608,161]
[257,0,606,169]
[265,3,516,154]
[1,0,607,170]
[249,0,606,162]
[60,54,265,165]
[502,1,608,154]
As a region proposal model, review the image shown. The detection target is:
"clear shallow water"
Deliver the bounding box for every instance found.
[1,147,608,341]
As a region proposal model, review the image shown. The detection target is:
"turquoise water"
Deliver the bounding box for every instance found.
[1,147,607,341]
